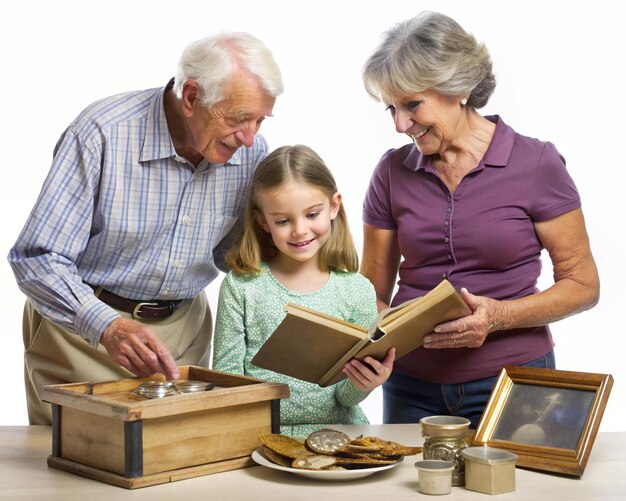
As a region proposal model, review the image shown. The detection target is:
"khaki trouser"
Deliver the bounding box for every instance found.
[23,293,212,425]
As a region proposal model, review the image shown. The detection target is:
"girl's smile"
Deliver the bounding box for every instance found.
[289,238,314,249]
[255,180,341,267]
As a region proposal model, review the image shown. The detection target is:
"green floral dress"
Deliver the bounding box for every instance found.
[212,262,378,438]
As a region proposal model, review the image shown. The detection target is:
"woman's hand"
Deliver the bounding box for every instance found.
[343,347,396,392]
[422,288,503,349]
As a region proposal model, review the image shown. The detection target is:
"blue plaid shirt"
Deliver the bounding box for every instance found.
[8,82,268,347]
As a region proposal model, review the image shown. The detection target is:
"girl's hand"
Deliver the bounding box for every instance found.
[342,347,395,392]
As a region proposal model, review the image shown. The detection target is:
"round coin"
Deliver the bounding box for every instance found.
[292,455,337,470]
[306,428,351,455]
[133,380,177,398]
[175,380,215,393]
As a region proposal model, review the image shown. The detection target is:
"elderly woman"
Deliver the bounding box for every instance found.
[361,11,599,427]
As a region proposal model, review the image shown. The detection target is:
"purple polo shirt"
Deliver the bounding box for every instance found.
[363,116,580,383]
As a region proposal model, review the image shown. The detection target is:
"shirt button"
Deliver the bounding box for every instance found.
[160,290,169,297]
[174,155,186,164]
[442,272,447,278]
[447,207,452,213]
[444,237,449,243]
[173,259,184,268]
[182,215,190,224]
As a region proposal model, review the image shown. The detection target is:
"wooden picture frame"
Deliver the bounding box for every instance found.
[472,366,613,476]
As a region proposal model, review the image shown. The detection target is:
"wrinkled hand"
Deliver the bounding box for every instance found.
[99,317,179,379]
[423,288,501,349]
[342,347,396,392]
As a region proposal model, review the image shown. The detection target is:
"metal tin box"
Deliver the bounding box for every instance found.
[462,446,518,495]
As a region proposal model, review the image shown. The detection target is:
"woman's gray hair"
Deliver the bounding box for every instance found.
[363,11,496,109]
[173,32,284,107]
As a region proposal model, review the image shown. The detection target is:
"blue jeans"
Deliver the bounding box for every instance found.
[383,351,556,429]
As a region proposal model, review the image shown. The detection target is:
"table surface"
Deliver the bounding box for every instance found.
[1,424,624,500]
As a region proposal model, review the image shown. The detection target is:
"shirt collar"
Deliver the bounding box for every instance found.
[481,115,515,167]
[405,115,515,172]
[140,78,243,167]
[140,79,177,163]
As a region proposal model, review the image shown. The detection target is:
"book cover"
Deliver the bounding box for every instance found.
[251,304,369,384]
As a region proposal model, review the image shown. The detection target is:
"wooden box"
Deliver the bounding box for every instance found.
[42,366,290,489]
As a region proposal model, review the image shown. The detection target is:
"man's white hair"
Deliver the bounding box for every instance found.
[173,32,283,107]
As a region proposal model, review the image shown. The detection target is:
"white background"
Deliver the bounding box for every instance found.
[1,0,623,430]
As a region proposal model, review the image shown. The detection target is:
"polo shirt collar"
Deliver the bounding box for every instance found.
[139,78,242,167]
[481,115,515,167]
[405,115,515,172]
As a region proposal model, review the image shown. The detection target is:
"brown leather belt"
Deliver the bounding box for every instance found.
[89,285,185,321]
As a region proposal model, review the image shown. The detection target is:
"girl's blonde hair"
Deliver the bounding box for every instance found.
[227,144,359,275]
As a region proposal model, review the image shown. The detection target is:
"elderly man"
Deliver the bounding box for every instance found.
[8,33,283,424]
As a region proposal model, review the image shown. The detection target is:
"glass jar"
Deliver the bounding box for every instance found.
[420,415,471,486]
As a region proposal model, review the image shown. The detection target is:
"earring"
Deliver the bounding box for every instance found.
[460,98,468,106]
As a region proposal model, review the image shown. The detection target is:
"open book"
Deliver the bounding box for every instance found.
[251,279,472,387]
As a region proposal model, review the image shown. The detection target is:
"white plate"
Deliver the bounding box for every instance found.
[251,448,403,481]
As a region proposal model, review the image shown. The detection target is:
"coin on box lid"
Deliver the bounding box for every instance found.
[175,380,214,393]
[134,381,177,398]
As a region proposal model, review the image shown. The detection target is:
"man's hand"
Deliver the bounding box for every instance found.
[99,317,179,379]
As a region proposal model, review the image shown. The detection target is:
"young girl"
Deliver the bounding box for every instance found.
[212,144,395,438]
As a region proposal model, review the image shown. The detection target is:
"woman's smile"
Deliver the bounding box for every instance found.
[410,126,431,141]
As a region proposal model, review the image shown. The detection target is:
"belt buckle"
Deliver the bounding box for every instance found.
[133,302,160,320]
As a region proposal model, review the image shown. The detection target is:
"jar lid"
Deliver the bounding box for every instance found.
[414,459,455,471]
[420,415,471,437]
[461,446,518,465]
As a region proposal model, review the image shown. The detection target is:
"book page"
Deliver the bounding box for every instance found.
[286,304,368,333]
[359,280,471,361]
[367,297,418,339]
[376,280,459,331]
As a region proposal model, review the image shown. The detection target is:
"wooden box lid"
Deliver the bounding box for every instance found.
[42,366,290,422]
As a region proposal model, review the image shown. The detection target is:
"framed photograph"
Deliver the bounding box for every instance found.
[472,366,613,476]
